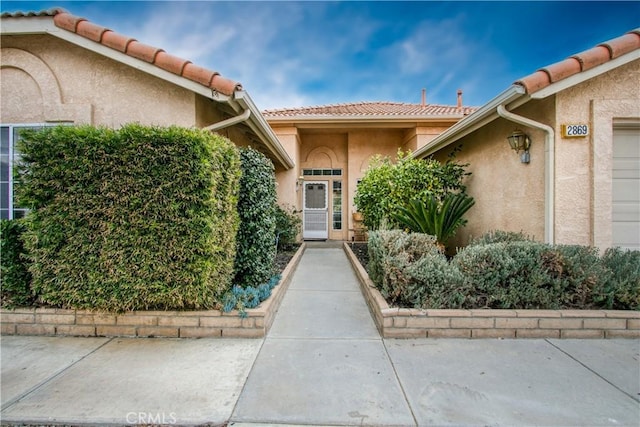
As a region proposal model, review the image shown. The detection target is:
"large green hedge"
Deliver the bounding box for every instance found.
[233,147,277,287]
[15,124,240,311]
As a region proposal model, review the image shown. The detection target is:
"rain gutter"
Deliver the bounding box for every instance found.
[496,104,555,245]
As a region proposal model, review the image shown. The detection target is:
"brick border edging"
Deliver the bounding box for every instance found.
[343,243,640,339]
[0,244,306,339]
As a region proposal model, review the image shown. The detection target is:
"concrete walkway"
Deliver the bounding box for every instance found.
[1,246,639,426]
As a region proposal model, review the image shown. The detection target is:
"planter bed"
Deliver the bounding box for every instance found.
[344,243,639,339]
[0,244,305,339]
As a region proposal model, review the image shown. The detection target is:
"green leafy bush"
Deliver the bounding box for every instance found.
[354,150,469,230]
[0,219,34,307]
[598,248,640,309]
[16,124,240,311]
[392,193,475,247]
[275,204,301,251]
[234,147,277,287]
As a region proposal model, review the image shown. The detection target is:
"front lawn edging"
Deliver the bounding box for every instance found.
[344,243,639,339]
[0,244,305,339]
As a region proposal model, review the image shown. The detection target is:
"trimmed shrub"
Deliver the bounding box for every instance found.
[367,230,468,308]
[15,124,240,311]
[354,150,470,230]
[275,204,301,251]
[454,242,570,309]
[0,219,34,307]
[598,248,640,310]
[234,147,277,287]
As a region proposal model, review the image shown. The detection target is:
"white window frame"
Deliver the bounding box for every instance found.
[1,123,57,220]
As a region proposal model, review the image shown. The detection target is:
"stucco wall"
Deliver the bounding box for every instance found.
[273,127,302,210]
[1,35,195,127]
[554,59,640,248]
[433,99,551,248]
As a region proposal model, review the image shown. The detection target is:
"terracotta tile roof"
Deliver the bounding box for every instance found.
[263,101,477,118]
[516,28,640,94]
[1,8,242,96]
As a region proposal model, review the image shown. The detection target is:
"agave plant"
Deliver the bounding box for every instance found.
[392,193,475,246]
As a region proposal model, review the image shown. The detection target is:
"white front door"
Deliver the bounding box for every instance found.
[303,181,328,239]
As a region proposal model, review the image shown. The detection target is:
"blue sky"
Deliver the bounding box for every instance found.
[2,1,639,110]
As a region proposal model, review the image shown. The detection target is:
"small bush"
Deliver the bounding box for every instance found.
[275,204,301,251]
[0,219,34,307]
[16,124,240,311]
[598,248,640,310]
[392,193,475,247]
[367,230,445,306]
[234,147,277,287]
[222,274,281,317]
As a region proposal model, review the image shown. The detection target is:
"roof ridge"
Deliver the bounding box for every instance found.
[2,9,242,97]
[515,27,640,94]
[263,100,475,114]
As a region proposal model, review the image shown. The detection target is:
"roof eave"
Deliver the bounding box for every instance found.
[265,114,469,124]
[413,86,527,159]
[1,16,233,103]
[529,49,640,99]
[234,92,295,170]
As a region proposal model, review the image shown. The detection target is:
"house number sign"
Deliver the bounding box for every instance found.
[561,124,589,138]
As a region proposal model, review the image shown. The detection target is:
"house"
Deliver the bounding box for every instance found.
[413,29,640,251]
[0,8,293,219]
[265,99,476,241]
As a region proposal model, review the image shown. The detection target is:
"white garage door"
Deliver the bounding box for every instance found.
[612,126,640,250]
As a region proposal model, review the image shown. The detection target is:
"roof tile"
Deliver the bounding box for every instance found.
[599,32,640,59]
[126,41,164,64]
[263,101,477,118]
[541,57,582,83]
[210,74,242,94]
[514,71,551,94]
[101,30,136,53]
[516,28,639,94]
[75,20,109,42]
[182,63,218,87]
[154,52,191,76]
[52,11,85,32]
[571,45,611,71]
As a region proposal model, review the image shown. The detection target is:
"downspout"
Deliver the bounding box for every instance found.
[203,108,251,131]
[497,104,555,244]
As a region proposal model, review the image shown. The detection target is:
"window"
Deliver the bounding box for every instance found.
[332,180,342,230]
[303,168,342,177]
[1,124,49,219]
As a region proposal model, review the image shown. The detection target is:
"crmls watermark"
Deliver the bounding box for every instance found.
[125,412,177,425]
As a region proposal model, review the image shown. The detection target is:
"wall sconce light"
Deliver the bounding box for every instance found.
[507,129,531,163]
[296,176,304,191]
